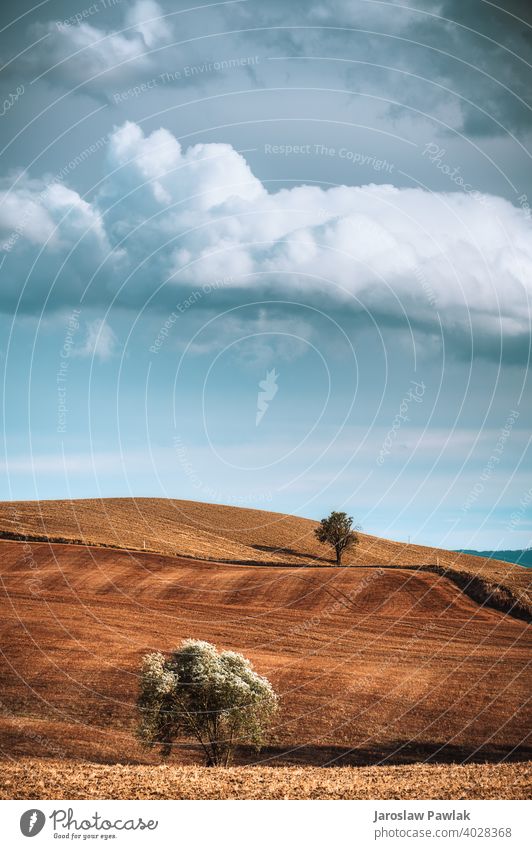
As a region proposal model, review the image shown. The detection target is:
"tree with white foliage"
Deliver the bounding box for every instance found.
[137,639,278,766]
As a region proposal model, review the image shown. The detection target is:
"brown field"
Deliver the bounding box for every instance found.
[2,759,530,800]
[0,498,530,799]
[0,497,529,611]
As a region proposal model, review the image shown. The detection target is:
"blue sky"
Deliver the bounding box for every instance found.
[0,0,531,549]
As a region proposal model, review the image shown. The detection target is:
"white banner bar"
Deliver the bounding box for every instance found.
[1,799,529,848]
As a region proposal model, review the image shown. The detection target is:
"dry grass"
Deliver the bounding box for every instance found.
[0,497,529,612]
[1,758,530,800]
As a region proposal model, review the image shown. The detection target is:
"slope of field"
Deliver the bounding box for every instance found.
[0,498,529,612]
[2,759,529,800]
[0,539,530,771]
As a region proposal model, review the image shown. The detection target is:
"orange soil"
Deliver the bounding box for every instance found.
[0,538,530,767]
[0,497,529,607]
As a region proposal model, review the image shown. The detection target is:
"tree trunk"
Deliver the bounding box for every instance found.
[335,546,342,565]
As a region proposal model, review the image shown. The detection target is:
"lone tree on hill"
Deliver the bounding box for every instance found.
[314,511,360,565]
[137,639,278,766]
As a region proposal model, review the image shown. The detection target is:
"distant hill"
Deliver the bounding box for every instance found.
[458,549,532,568]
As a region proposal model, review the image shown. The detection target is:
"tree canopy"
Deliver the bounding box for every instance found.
[137,639,278,766]
[314,511,360,565]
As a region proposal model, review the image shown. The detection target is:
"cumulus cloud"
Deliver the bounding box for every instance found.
[0,174,107,250]
[102,122,532,348]
[24,1,171,88]
[1,121,531,360]
[0,172,112,311]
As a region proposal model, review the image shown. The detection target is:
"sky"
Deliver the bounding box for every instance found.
[0,0,531,550]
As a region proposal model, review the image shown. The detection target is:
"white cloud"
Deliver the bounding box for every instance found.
[0,172,112,311]
[2,121,532,360]
[124,0,172,48]
[76,318,118,361]
[102,122,532,348]
[27,1,171,87]
[0,174,107,250]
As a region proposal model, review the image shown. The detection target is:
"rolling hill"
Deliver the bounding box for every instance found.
[0,498,530,800]
[0,497,529,615]
[0,538,530,767]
